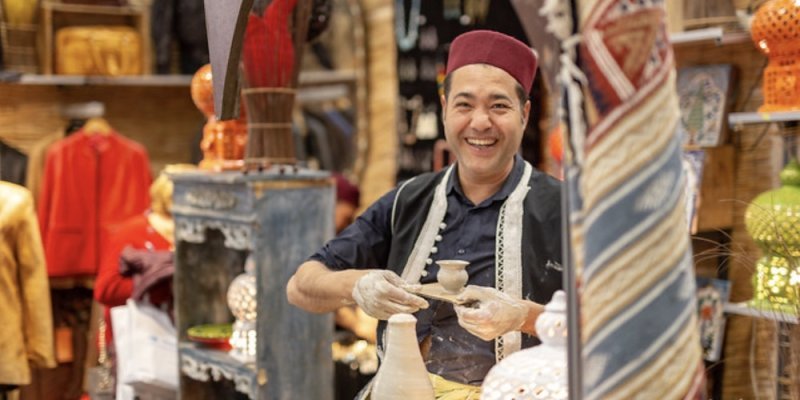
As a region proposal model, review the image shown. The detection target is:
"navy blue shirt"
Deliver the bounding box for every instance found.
[310,155,525,385]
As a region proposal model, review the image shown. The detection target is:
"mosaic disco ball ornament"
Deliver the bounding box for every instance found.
[745,160,800,313]
[227,257,258,363]
[481,291,568,400]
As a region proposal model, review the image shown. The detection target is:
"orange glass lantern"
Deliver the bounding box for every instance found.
[751,0,800,112]
[190,64,248,171]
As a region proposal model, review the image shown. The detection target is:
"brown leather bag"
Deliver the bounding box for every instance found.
[55,26,143,75]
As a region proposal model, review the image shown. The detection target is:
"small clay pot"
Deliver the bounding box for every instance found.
[435,260,469,293]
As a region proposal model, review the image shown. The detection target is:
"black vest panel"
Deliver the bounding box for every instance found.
[378,167,564,354]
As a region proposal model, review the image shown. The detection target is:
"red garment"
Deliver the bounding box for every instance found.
[94,214,172,344]
[38,130,151,277]
[242,0,297,88]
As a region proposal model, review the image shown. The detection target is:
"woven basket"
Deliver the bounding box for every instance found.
[0,22,39,73]
[241,87,297,166]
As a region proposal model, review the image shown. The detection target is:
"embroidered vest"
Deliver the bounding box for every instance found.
[381,162,564,361]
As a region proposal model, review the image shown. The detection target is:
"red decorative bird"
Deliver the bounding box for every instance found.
[242,0,298,88]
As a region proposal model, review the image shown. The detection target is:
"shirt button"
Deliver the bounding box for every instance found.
[439,222,447,230]
[435,235,443,242]
[426,258,433,265]
[457,249,465,255]
[420,270,429,277]
[431,247,438,254]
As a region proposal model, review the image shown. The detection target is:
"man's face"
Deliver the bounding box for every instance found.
[441,64,530,183]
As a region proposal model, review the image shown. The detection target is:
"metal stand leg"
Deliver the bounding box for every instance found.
[775,321,792,400]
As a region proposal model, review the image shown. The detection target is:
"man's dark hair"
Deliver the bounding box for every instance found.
[443,71,528,108]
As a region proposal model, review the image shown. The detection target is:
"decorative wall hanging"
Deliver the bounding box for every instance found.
[463,0,490,25]
[744,159,800,313]
[676,65,732,147]
[695,277,731,362]
[443,0,461,20]
[750,0,800,111]
[681,149,706,234]
[418,57,437,81]
[398,95,423,145]
[418,26,438,51]
[395,0,422,52]
[398,57,418,82]
[415,109,439,140]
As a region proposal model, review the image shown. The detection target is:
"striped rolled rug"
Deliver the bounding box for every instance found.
[564,0,707,398]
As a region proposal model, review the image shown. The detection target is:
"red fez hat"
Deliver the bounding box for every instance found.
[446,30,538,94]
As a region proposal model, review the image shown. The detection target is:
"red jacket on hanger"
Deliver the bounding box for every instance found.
[38,130,152,277]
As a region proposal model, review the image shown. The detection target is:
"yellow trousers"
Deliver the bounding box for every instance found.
[429,373,482,400]
[360,373,481,400]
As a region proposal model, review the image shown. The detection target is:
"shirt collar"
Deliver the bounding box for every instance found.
[447,154,525,207]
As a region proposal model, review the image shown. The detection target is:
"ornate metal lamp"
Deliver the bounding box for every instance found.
[744,160,800,313]
[751,0,800,112]
[481,291,568,400]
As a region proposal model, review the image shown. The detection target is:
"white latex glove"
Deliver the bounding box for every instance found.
[352,270,429,320]
[453,285,528,341]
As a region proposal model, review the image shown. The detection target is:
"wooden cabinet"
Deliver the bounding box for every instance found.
[170,169,335,400]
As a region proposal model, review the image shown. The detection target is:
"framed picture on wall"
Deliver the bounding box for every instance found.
[676,64,733,147]
[696,277,731,362]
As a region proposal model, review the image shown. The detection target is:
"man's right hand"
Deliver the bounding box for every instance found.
[352,270,429,320]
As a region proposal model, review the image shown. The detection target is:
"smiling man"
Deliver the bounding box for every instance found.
[287,30,563,398]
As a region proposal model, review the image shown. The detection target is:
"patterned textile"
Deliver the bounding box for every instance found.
[567,0,705,398]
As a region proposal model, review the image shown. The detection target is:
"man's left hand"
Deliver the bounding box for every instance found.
[453,285,528,341]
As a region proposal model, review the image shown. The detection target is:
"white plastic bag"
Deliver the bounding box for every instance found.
[111,299,178,398]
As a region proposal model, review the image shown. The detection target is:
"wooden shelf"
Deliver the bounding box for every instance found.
[2,70,358,92]
[669,27,751,47]
[10,74,193,86]
[297,69,357,87]
[179,342,258,398]
[724,302,799,324]
[728,111,800,128]
[42,1,145,16]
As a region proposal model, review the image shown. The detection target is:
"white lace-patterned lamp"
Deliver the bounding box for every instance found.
[481,290,568,400]
[227,256,257,363]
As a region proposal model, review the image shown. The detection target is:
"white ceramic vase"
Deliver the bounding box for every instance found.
[371,314,435,400]
[435,259,469,293]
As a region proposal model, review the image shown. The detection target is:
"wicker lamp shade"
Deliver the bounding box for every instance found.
[744,160,800,313]
[481,291,568,400]
[751,0,800,112]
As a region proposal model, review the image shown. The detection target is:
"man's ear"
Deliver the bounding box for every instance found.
[522,99,531,126]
